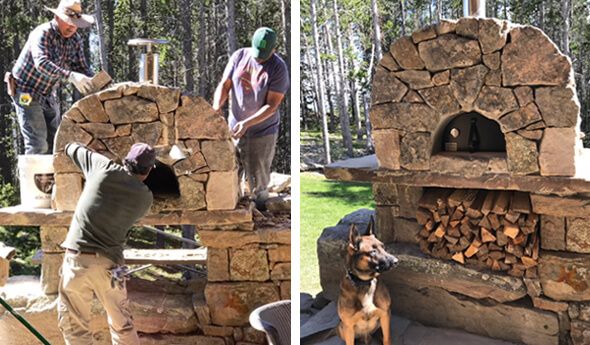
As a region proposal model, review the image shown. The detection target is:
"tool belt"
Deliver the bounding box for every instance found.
[4,72,15,97]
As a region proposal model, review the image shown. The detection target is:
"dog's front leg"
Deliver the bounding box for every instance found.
[379,311,391,345]
[341,322,356,345]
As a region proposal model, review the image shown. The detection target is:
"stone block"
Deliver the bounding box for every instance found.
[419,85,461,116]
[571,320,590,345]
[102,136,135,160]
[456,17,479,39]
[79,123,116,138]
[436,19,457,35]
[566,217,590,253]
[539,251,590,301]
[397,185,423,219]
[450,64,488,111]
[192,293,211,327]
[539,127,576,177]
[502,26,572,87]
[136,84,181,113]
[533,194,590,218]
[205,282,280,326]
[140,334,225,345]
[373,183,399,205]
[208,248,230,282]
[388,281,558,345]
[418,34,481,71]
[532,297,569,312]
[473,86,519,120]
[54,173,83,211]
[378,52,400,72]
[517,129,543,141]
[536,86,579,128]
[75,94,109,123]
[203,325,234,337]
[200,229,290,248]
[400,132,430,170]
[176,95,231,140]
[178,176,206,210]
[53,152,78,174]
[373,129,401,170]
[411,25,437,43]
[131,291,199,333]
[371,66,407,105]
[371,102,440,131]
[104,95,159,124]
[242,326,267,343]
[390,36,425,70]
[41,252,63,294]
[401,91,425,103]
[40,226,68,253]
[394,70,433,90]
[280,281,291,300]
[505,133,539,175]
[201,140,236,171]
[131,122,164,147]
[392,217,419,244]
[478,18,508,54]
[265,195,291,213]
[115,124,132,136]
[540,215,566,251]
[229,247,269,282]
[268,245,290,263]
[485,69,502,86]
[174,153,208,175]
[54,117,93,153]
[430,153,508,177]
[524,277,542,297]
[96,85,122,101]
[499,102,543,133]
[375,205,398,244]
[432,70,450,85]
[206,171,239,211]
[482,52,501,70]
[270,263,290,281]
[63,106,87,123]
[514,86,534,107]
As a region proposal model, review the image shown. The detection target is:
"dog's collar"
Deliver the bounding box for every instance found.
[346,269,375,287]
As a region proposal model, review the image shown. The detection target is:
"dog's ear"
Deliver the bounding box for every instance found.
[349,223,361,253]
[366,216,375,237]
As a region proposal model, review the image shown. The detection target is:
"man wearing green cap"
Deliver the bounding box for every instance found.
[213,27,290,210]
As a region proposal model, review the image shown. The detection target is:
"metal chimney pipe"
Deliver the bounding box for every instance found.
[463,0,486,17]
[127,39,169,84]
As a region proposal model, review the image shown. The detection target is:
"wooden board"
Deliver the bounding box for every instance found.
[123,248,207,265]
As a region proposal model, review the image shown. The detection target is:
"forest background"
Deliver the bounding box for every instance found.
[0,0,292,191]
[300,0,590,165]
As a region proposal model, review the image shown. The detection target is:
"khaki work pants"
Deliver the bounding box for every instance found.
[235,133,278,201]
[58,251,139,345]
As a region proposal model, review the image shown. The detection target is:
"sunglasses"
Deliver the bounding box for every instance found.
[63,8,82,19]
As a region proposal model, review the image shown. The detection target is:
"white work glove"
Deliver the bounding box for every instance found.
[68,71,93,94]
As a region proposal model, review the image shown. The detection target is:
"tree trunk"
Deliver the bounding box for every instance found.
[333,0,354,156]
[198,0,207,96]
[310,0,331,164]
[106,0,115,77]
[227,0,236,54]
[538,2,544,32]
[127,0,136,82]
[400,0,407,37]
[348,27,363,141]
[323,25,337,132]
[562,0,571,56]
[371,0,383,62]
[365,43,376,152]
[181,0,195,92]
[94,0,109,72]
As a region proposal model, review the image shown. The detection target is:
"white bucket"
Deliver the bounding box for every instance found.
[18,155,55,209]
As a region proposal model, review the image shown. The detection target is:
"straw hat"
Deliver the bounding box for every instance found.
[45,0,94,28]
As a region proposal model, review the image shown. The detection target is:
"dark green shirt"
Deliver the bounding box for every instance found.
[61,142,153,265]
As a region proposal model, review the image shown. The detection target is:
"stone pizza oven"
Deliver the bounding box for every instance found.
[0,82,291,344]
[53,81,239,212]
[322,18,590,345]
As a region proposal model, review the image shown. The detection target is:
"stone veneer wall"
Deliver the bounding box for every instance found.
[53,81,239,212]
[371,17,582,177]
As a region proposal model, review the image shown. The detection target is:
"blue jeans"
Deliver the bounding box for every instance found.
[12,90,60,154]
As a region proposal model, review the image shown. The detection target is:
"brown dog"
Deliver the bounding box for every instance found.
[337,218,398,345]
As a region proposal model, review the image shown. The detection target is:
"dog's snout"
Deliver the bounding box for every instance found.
[377,255,399,272]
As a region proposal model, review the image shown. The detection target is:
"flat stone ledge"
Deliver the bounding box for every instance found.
[0,206,251,226]
[325,155,590,195]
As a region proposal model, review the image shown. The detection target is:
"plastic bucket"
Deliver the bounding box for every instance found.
[18,155,55,209]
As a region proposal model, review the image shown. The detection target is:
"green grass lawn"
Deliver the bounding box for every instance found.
[300,172,375,296]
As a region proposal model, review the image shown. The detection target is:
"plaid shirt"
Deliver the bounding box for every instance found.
[12,20,93,104]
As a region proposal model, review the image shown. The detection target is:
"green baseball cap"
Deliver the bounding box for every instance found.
[252,27,277,61]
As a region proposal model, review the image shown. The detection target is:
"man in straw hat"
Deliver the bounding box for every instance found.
[8,0,95,154]
[212,27,290,211]
[58,142,156,345]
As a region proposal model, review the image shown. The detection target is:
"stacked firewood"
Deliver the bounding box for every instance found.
[416,189,539,278]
